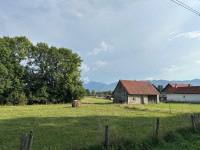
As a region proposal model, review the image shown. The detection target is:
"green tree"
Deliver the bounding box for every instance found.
[0,36,85,105]
[25,42,85,104]
[0,36,32,104]
[85,89,90,96]
[108,90,112,95]
[157,85,164,92]
[91,90,96,96]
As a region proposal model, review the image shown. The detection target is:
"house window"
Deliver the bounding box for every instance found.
[183,96,185,98]
[132,97,135,100]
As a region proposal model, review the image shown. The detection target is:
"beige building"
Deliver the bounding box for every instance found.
[113,80,160,104]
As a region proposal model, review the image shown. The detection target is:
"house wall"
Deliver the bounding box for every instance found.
[157,95,159,103]
[113,82,128,103]
[128,95,148,104]
[128,95,159,104]
[167,94,200,103]
[148,95,159,104]
[162,84,171,97]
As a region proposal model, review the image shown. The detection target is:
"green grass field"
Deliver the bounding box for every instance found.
[1,97,200,150]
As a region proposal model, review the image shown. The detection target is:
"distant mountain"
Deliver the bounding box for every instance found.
[149,79,200,87]
[83,82,117,92]
[83,79,200,92]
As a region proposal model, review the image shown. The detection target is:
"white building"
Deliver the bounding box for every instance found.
[161,83,191,101]
[166,86,200,103]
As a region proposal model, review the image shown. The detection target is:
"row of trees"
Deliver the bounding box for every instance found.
[85,89,96,96]
[0,36,85,105]
[85,89,112,97]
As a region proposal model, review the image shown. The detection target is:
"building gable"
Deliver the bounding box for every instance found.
[120,80,160,95]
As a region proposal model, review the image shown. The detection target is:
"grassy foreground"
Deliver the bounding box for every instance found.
[1,97,200,149]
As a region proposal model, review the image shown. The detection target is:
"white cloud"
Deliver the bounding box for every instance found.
[145,77,154,81]
[152,65,186,81]
[33,0,50,12]
[170,31,200,40]
[64,9,83,19]
[81,63,90,73]
[170,31,176,35]
[82,77,90,84]
[163,65,182,73]
[95,60,107,66]
[88,41,114,55]
[196,60,200,64]
[58,1,87,19]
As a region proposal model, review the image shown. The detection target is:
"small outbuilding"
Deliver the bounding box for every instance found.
[166,86,200,103]
[113,80,160,104]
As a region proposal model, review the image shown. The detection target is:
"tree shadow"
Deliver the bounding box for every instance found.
[63,102,113,108]
[0,112,199,150]
[120,105,172,114]
[82,102,113,105]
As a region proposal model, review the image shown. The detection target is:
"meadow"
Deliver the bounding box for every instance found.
[1,97,200,150]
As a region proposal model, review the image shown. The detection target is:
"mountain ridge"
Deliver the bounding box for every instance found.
[83,79,200,92]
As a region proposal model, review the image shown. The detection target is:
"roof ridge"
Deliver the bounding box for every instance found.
[173,86,200,88]
[120,80,150,83]
[167,86,200,94]
[169,83,190,84]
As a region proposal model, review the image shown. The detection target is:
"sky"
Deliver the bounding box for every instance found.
[1,0,200,84]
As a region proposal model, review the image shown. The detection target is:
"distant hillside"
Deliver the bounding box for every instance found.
[149,79,200,87]
[83,79,200,92]
[83,82,117,92]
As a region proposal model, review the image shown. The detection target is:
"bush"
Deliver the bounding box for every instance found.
[7,91,27,105]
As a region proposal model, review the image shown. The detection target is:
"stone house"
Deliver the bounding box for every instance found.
[113,80,160,104]
[167,86,200,103]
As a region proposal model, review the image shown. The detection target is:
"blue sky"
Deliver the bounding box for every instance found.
[1,0,200,84]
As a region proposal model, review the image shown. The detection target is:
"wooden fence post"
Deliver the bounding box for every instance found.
[194,113,196,120]
[155,118,159,138]
[105,125,109,149]
[27,130,34,150]
[169,103,171,114]
[20,133,27,150]
[191,115,196,132]
[152,119,156,138]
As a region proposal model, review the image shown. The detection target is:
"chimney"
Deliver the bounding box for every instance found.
[175,83,177,88]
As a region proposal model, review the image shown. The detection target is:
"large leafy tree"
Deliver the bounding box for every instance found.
[0,36,85,105]
[25,43,85,104]
[0,36,32,104]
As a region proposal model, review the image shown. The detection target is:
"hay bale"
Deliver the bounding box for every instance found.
[72,100,82,107]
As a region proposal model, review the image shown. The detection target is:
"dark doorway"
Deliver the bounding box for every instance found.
[140,96,144,104]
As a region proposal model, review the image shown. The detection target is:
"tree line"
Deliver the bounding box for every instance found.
[85,89,112,97]
[0,36,85,105]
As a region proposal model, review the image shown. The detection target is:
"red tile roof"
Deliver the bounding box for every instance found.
[169,83,190,87]
[167,86,200,94]
[120,80,160,95]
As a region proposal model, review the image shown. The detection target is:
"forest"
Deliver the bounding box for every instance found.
[0,36,85,105]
